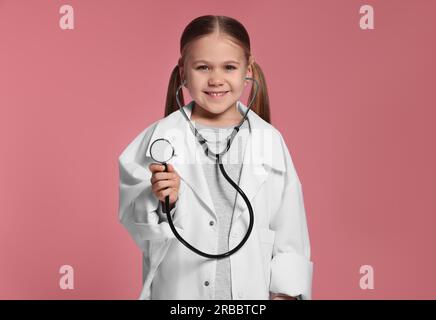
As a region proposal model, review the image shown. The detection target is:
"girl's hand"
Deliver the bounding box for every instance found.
[149,163,180,210]
[270,292,297,300]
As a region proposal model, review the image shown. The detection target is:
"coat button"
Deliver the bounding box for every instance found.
[209,221,214,226]
[204,281,210,286]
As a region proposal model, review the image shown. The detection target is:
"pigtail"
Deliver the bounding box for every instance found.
[164,65,184,117]
[248,61,271,124]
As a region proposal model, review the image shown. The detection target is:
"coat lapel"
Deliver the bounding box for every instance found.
[232,133,269,223]
[231,101,285,223]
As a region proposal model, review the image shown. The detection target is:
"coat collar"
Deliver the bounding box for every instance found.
[145,100,285,222]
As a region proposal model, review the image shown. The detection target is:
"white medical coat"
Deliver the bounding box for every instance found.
[118,100,313,300]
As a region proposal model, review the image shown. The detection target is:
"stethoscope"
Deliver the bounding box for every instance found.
[149,77,259,259]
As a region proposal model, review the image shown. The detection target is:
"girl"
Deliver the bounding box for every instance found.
[118,15,313,300]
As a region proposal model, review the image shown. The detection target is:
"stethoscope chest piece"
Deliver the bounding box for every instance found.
[150,138,175,164]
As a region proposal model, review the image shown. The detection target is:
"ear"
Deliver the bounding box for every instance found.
[245,56,255,85]
[179,67,185,84]
[178,57,185,85]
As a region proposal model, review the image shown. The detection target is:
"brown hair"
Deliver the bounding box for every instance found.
[164,15,271,123]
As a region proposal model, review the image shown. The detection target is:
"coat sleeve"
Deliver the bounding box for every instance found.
[118,122,183,253]
[269,134,314,300]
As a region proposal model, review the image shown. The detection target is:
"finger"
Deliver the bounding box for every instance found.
[152,180,174,193]
[150,172,176,184]
[149,163,166,173]
[165,164,180,180]
[272,294,296,300]
[157,187,175,201]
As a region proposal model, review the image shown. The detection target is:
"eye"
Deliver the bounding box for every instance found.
[196,65,209,70]
[226,65,237,70]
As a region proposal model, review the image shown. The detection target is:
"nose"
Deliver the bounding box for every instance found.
[207,73,224,87]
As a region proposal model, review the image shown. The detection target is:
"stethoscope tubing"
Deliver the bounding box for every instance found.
[163,155,254,259]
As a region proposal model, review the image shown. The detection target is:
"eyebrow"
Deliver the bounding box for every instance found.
[193,60,240,65]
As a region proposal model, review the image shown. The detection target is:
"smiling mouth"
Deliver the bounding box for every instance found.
[204,91,229,97]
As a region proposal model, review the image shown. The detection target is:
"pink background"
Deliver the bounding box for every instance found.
[1,0,435,299]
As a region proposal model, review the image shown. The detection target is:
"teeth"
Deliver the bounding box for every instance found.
[207,91,228,97]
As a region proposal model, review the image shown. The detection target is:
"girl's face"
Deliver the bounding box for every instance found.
[179,33,253,118]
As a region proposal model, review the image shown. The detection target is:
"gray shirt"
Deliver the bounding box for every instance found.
[193,119,250,300]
